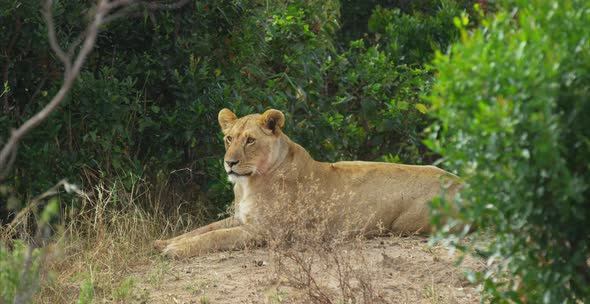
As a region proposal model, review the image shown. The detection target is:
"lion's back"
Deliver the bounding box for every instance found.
[315,160,459,211]
[322,161,455,185]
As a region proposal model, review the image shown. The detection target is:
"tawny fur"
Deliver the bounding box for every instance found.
[154,109,461,259]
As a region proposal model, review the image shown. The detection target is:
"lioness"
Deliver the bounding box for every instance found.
[154,108,460,259]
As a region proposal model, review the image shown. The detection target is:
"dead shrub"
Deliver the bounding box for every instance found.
[259,172,387,304]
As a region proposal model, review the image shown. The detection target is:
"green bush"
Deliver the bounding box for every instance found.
[1,0,468,213]
[320,39,433,162]
[428,0,590,302]
[368,0,464,64]
[0,199,58,303]
[0,240,41,302]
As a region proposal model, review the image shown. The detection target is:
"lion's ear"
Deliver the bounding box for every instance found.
[258,109,285,135]
[218,108,238,132]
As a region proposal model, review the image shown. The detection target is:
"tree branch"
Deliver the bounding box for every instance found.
[43,0,72,77]
[0,0,194,181]
[0,0,126,181]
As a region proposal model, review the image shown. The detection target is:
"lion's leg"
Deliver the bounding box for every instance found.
[161,226,258,259]
[153,217,239,251]
[389,208,431,235]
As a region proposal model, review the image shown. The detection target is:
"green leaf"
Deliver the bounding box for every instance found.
[453,16,462,29]
[414,103,428,114]
[40,199,59,225]
[398,101,409,110]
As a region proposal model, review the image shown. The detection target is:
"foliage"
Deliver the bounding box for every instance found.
[368,0,464,64]
[322,40,434,162]
[0,240,41,302]
[112,276,135,301]
[0,198,59,303]
[427,0,590,302]
[0,0,469,214]
[76,276,94,304]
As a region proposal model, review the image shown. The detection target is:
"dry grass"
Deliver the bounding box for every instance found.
[1,172,217,303]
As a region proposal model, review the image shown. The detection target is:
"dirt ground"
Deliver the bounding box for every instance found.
[130,236,484,304]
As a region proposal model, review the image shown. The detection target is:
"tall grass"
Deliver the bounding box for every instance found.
[1,171,217,303]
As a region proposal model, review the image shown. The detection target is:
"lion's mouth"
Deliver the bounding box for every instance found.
[228,171,253,177]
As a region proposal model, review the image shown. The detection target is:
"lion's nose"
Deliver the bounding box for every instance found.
[225,160,239,168]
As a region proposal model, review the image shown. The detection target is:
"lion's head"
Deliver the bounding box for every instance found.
[218,108,287,183]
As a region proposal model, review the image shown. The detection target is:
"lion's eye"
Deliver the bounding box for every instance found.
[246,137,255,144]
[226,136,232,143]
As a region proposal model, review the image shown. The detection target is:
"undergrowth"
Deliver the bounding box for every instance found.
[0,174,214,303]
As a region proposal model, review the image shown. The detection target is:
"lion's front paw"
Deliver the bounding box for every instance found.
[161,242,186,260]
[153,239,169,252]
